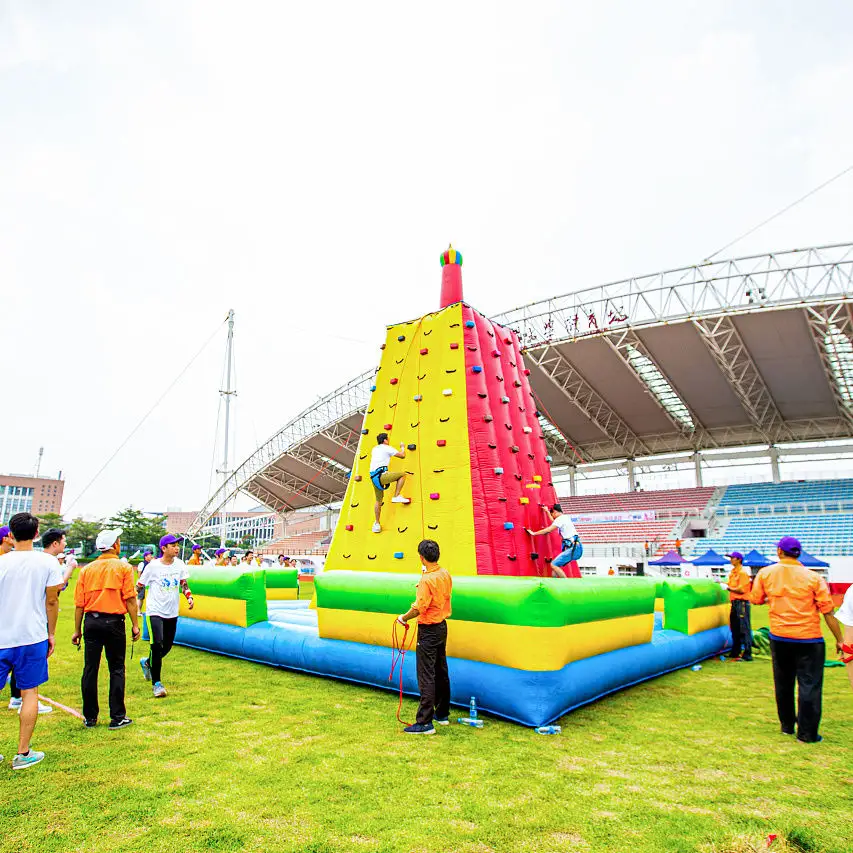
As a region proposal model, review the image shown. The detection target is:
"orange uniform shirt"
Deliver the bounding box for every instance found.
[727,564,752,601]
[188,554,201,565]
[413,566,452,625]
[750,558,834,640]
[74,552,136,614]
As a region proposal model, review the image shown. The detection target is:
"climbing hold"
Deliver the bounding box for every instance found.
[465,320,475,329]
[420,348,429,355]
[436,439,447,447]
[496,375,503,382]
[380,344,386,350]
[442,389,453,396]
[394,552,404,559]
[346,472,351,479]
[545,455,553,463]
[429,493,440,500]
[534,409,541,417]
[519,497,530,505]
[418,373,427,380]
[530,552,539,561]
[342,554,351,559]
[354,475,363,482]
[504,336,512,344]
[398,335,405,342]
[450,342,459,350]
[498,497,508,503]
[370,385,377,392]
[513,380,522,388]
[407,443,417,451]
[345,524,354,531]
[483,415,493,423]
[504,522,514,531]
[505,423,513,430]
[384,423,392,430]
[528,453,535,460]
[488,442,497,449]
[524,369,531,376]
[492,349,501,358]
[427,524,438,531]
[472,366,483,374]
[526,483,541,490]
[507,555,517,562]
[414,394,422,402]
[478,392,487,399]
[439,417,450,423]
[523,426,532,434]
[361,429,369,435]
[510,445,519,453]
[494,467,504,475]
[466,345,478,352]
[501,396,510,404]
[514,474,522,481]
[533,475,542,482]
[390,378,399,385]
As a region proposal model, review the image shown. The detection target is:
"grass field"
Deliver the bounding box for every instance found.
[1,583,851,853]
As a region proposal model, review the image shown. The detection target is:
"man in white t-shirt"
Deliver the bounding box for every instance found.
[836,585,853,692]
[0,513,63,770]
[526,503,583,579]
[138,534,194,698]
[369,432,410,533]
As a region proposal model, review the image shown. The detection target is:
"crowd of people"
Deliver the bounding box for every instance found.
[1,509,852,764]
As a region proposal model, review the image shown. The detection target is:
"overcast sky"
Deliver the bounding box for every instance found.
[2,1,851,519]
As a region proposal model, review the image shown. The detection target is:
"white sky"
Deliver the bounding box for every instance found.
[2,1,852,519]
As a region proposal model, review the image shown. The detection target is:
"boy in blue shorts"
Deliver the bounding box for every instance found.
[0,513,63,769]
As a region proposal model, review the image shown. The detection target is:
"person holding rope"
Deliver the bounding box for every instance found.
[396,539,452,735]
[0,513,63,769]
[526,504,582,578]
[370,432,410,534]
[138,534,194,698]
[72,527,139,730]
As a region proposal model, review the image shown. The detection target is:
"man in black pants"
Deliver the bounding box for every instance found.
[751,536,844,743]
[138,534,193,698]
[71,528,140,729]
[396,539,453,735]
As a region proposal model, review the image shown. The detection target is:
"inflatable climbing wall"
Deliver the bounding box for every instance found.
[325,248,565,577]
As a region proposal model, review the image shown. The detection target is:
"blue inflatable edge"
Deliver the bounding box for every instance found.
[174,611,730,728]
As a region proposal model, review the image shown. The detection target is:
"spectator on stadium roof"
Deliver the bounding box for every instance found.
[750,536,844,743]
[724,552,753,662]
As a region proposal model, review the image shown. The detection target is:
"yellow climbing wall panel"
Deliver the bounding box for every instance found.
[325,303,477,575]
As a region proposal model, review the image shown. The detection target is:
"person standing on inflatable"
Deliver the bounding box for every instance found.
[396,539,452,735]
[526,504,582,578]
[370,433,410,534]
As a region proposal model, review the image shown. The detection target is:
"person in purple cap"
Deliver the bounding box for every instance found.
[751,536,844,743]
[137,534,194,698]
[724,552,753,661]
[214,548,229,566]
[187,544,203,566]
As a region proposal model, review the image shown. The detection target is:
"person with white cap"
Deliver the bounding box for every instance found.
[137,534,194,698]
[72,527,139,729]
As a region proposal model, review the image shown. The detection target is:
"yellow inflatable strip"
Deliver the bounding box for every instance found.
[654,597,664,612]
[267,588,298,601]
[179,595,247,627]
[687,603,729,635]
[317,609,654,672]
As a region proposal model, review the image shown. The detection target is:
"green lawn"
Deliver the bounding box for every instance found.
[1,590,851,853]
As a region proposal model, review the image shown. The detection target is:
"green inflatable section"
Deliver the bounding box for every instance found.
[186,565,268,626]
[265,568,299,590]
[663,578,727,634]
[315,572,657,627]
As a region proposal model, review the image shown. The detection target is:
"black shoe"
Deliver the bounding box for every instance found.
[84,718,97,728]
[797,734,823,744]
[108,717,132,730]
[781,728,795,736]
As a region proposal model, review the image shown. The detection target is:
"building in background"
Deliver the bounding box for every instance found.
[165,507,281,546]
[0,474,64,524]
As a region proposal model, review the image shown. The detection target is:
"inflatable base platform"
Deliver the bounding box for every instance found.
[175,601,730,727]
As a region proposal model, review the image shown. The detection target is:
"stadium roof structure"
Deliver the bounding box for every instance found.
[186,242,853,537]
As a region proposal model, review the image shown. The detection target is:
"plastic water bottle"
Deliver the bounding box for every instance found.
[535,725,561,735]
[458,696,484,727]
[469,697,477,719]
[691,664,702,672]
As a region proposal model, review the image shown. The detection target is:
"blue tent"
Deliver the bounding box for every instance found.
[742,549,772,569]
[690,549,729,567]
[798,550,830,568]
[648,549,687,566]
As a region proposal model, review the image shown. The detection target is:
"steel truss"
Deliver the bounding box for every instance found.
[804,302,853,431]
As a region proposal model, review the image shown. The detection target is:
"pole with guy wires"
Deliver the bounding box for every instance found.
[219,310,236,548]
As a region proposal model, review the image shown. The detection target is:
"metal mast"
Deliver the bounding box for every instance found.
[218,309,236,547]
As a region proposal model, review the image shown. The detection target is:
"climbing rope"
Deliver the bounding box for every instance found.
[389,618,416,725]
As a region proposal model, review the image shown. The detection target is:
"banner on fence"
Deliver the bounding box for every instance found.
[570,511,657,524]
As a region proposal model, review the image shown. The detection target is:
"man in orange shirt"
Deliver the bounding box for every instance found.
[187,545,203,566]
[724,551,753,661]
[71,527,140,730]
[751,536,844,743]
[397,539,452,735]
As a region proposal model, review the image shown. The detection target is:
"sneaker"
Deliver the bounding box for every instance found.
[153,682,167,698]
[797,734,823,744]
[403,722,435,735]
[84,718,98,728]
[37,701,53,714]
[108,717,133,730]
[391,496,411,504]
[12,750,45,770]
[7,697,22,711]
[433,717,450,726]
[140,657,152,682]
[372,522,381,533]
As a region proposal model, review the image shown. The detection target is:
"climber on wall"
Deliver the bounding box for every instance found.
[370,432,410,533]
[526,503,582,579]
